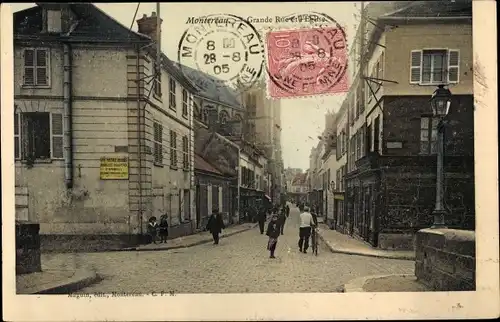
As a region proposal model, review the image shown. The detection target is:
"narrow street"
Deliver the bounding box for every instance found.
[42,205,414,294]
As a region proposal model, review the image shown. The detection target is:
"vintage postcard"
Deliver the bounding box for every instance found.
[1,1,499,320]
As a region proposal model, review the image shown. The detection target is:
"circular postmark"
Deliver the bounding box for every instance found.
[265,12,349,97]
[177,14,265,92]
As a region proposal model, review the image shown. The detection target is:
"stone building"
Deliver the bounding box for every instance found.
[13,4,198,250]
[342,0,474,249]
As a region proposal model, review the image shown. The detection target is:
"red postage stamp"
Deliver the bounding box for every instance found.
[266,26,349,99]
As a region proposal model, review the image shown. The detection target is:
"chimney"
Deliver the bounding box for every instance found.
[137,12,163,44]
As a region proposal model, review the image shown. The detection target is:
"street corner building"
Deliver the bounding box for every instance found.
[13,3,199,251]
[308,0,475,251]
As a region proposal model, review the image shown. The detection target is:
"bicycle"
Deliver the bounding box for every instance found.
[311,226,319,256]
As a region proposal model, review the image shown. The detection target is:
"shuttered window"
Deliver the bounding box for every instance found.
[182,135,189,170]
[169,78,176,109]
[410,50,422,84]
[14,112,20,159]
[153,122,163,165]
[410,49,460,85]
[51,113,64,159]
[170,130,177,167]
[23,48,50,86]
[182,89,188,117]
[447,50,460,83]
[16,112,62,160]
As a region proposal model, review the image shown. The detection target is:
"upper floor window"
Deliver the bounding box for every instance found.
[14,112,63,161]
[420,116,439,155]
[182,89,188,117]
[410,49,460,85]
[23,48,50,87]
[182,135,189,170]
[153,61,162,97]
[169,77,176,109]
[170,130,178,168]
[153,121,163,165]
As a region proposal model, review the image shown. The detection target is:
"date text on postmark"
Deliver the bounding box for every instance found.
[177,14,264,92]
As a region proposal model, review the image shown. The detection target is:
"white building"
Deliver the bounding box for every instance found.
[13,3,198,249]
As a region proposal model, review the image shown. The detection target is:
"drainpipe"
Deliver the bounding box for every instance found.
[63,43,73,189]
[135,45,143,235]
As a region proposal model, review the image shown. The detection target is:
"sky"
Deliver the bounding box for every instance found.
[10,2,359,170]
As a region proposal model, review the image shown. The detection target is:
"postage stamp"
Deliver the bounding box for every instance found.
[264,12,349,99]
[177,13,265,92]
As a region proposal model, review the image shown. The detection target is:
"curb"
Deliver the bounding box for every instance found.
[342,274,415,293]
[116,223,258,252]
[19,269,101,295]
[317,230,415,260]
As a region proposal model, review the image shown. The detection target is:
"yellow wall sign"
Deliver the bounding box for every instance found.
[100,157,129,180]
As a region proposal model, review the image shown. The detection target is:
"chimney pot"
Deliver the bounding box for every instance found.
[142,14,147,18]
[152,11,157,17]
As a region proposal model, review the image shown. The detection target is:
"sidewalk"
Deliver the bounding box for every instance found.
[16,269,100,294]
[342,274,431,292]
[316,223,415,260]
[122,222,258,252]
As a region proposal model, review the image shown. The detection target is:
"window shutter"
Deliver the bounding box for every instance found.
[51,113,64,159]
[14,113,20,159]
[410,50,422,84]
[35,49,49,85]
[447,50,460,83]
[23,49,35,85]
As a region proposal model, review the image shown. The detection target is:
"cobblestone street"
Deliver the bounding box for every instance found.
[39,206,414,293]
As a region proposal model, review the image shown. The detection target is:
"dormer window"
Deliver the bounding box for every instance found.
[46,9,62,33]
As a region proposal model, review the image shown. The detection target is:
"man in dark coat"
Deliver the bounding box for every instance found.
[285,204,290,217]
[206,208,225,245]
[257,206,267,234]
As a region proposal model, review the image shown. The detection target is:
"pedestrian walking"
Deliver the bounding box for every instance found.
[285,204,290,218]
[298,206,315,253]
[158,213,169,243]
[147,216,159,244]
[278,207,287,235]
[257,206,267,234]
[206,209,225,245]
[266,213,281,259]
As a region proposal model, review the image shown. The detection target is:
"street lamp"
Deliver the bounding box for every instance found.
[429,84,452,228]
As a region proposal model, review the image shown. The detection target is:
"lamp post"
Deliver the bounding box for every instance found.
[429,84,452,228]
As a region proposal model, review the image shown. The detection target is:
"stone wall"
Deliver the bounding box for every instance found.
[415,228,475,291]
[16,222,42,274]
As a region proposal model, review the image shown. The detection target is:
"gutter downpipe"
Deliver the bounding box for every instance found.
[63,43,73,189]
[135,45,143,236]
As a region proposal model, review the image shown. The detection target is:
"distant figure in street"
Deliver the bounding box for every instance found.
[206,209,225,245]
[257,206,267,234]
[298,206,315,253]
[158,213,169,243]
[285,204,290,218]
[266,213,281,259]
[278,206,287,235]
[147,216,159,244]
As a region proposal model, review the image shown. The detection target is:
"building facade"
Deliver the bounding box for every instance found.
[243,80,285,204]
[13,4,199,249]
[343,0,474,249]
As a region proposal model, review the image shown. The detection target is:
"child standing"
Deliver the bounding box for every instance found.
[158,213,169,243]
[266,213,281,259]
[147,216,159,244]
